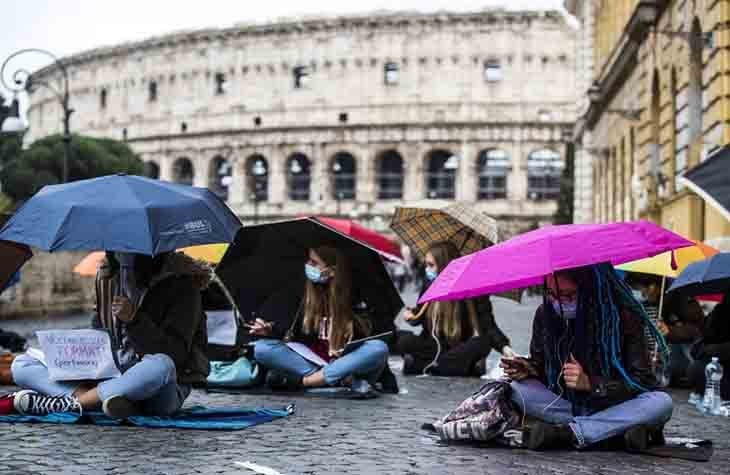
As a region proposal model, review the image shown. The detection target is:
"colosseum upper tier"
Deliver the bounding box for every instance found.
[27,9,578,235]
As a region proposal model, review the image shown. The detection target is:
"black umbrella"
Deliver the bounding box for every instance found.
[215,217,404,332]
[680,146,730,222]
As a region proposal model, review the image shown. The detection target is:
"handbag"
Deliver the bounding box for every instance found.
[206,356,260,388]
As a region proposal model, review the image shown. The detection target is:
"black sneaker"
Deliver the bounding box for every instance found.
[102,395,143,419]
[526,421,577,450]
[377,365,400,394]
[624,424,666,453]
[13,390,82,416]
[265,370,302,391]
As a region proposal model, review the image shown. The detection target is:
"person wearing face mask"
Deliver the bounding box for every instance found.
[11,252,210,418]
[501,264,673,451]
[395,241,513,376]
[249,246,394,395]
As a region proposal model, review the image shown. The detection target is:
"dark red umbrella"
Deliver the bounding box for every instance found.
[314,217,402,262]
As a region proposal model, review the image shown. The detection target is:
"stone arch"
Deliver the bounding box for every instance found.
[286,153,311,201]
[376,150,404,200]
[526,148,562,200]
[688,17,703,141]
[143,161,160,179]
[477,148,509,200]
[172,157,194,185]
[208,155,232,200]
[245,154,269,202]
[330,151,357,200]
[425,149,458,199]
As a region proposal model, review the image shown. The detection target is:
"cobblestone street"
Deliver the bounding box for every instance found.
[1,296,729,474]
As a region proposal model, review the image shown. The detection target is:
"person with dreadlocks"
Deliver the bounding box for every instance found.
[501,263,673,451]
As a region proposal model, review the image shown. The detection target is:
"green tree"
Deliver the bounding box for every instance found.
[0,134,143,201]
[553,142,575,225]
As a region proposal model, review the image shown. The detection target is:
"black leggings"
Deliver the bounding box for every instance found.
[395,332,492,377]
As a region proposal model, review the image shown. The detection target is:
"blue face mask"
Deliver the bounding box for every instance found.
[305,263,330,284]
[551,299,577,319]
[425,269,438,282]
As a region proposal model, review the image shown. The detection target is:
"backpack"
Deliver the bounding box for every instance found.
[433,380,520,442]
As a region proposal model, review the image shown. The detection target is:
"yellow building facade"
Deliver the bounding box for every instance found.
[571,0,730,246]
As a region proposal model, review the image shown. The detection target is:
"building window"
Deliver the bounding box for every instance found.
[477,149,509,199]
[246,155,269,202]
[148,81,158,102]
[688,18,704,142]
[181,122,188,133]
[483,60,502,82]
[100,88,108,109]
[122,128,128,141]
[293,66,310,89]
[287,153,311,201]
[143,161,160,179]
[253,116,262,127]
[426,150,459,199]
[331,152,356,200]
[338,112,348,124]
[538,110,553,122]
[384,62,399,85]
[527,149,563,200]
[208,156,232,201]
[377,150,404,199]
[215,73,226,95]
[172,157,194,185]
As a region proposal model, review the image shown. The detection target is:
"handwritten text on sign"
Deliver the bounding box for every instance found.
[37,329,121,381]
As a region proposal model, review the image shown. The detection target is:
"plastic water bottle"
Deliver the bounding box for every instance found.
[701,357,724,415]
[688,391,701,407]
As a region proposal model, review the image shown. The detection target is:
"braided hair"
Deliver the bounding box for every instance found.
[542,263,669,396]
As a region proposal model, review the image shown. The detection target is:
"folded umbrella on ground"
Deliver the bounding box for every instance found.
[667,253,730,297]
[419,221,694,303]
[0,173,242,255]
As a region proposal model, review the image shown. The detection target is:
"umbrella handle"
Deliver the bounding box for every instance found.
[413,302,430,319]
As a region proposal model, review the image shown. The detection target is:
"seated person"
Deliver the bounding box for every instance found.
[11,252,209,418]
[502,264,672,451]
[688,290,730,399]
[396,241,514,376]
[249,246,394,395]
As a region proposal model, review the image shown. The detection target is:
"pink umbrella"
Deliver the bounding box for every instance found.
[419,221,694,303]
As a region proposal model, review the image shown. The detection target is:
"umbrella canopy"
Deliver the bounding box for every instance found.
[616,240,718,278]
[180,243,229,264]
[390,202,499,262]
[667,253,730,296]
[215,217,403,327]
[315,217,402,262]
[679,146,730,221]
[73,251,105,277]
[0,174,241,255]
[0,240,32,291]
[420,221,693,303]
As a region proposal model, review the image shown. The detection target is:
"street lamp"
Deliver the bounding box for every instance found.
[250,159,267,224]
[1,49,74,183]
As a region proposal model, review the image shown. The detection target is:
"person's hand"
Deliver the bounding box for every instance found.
[501,346,516,359]
[112,296,135,323]
[563,355,591,391]
[656,321,670,337]
[404,308,419,321]
[500,356,530,381]
[247,318,273,337]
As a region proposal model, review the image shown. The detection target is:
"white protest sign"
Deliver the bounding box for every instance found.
[206,310,238,346]
[37,329,121,381]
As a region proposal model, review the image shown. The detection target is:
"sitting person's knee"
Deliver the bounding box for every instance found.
[253,339,279,362]
[363,339,388,358]
[10,354,38,386]
[144,353,177,383]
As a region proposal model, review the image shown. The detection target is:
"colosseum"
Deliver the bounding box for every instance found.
[26,9,578,235]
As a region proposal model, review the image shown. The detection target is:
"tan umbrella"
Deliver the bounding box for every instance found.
[390,202,500,261]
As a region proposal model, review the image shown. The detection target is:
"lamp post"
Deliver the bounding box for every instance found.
[1,49,74,183]
[251,158,267,224]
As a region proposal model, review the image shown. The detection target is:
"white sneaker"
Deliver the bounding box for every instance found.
[13,390,82,416]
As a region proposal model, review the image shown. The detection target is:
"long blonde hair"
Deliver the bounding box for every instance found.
[301,246,369,353]
[426,241,480,342]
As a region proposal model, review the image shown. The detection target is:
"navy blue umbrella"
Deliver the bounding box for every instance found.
[0,174,241,255]
[667,253,730,296]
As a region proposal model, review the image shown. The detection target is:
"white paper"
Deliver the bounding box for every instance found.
[234,461,285,475]
[206,310,238,346]
[37,329,121,381]
[286,342,327,367]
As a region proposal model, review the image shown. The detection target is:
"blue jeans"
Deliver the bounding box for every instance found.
[254,339,389,387]
[11,353,190,416]
[510,379,673,448]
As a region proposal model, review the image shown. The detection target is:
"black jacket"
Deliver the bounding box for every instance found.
[692,294,730,363]
[526,304,656,411]
[408,284,510,353]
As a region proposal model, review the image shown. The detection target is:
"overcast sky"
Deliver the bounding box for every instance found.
[1,0,565,99]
